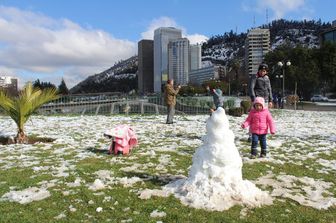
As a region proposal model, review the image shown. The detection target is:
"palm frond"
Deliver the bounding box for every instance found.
[0,90,15,111]
[0,82,60,135]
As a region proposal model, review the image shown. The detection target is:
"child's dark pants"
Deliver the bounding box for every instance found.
[251,133,267,156]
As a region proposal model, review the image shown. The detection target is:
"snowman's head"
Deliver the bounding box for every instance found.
[206,107,229,132]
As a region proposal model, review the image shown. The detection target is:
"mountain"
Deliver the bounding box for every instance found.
[70,19,332,93]
[202,19,332,65]
[70,56,138,94]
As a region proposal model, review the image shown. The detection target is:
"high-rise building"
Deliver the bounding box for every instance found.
[138,39,154,94]
[154,27,182,92]
[168,38,190,86]
[189,44,202,71]
[245,28,270,77]
[0,76,18,95]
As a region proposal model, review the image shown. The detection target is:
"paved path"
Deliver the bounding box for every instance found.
[284,102,336,111]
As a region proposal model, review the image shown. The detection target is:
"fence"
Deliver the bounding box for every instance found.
[35,93,240,115]
[0,92,241,115]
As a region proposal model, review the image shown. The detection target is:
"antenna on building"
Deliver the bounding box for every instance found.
[253,15,256,27]
[266,8,269,25]
[235,26,237,34]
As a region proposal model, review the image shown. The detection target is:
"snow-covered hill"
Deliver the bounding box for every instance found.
[70,56,137,93]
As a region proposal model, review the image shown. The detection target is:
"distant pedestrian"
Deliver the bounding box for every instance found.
[164,79,181,124]
[241,97,276,158]
[278,93,283,109]
[272,92,279,109]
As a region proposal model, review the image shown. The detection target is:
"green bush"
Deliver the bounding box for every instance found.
[228,107,244,117]
[225,99,235,109]
[240,100,252,114]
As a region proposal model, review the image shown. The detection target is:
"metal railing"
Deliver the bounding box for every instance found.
[36,93,240,115]
[0,92,241,116]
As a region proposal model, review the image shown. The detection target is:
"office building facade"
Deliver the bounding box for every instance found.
[153,27,182,92]
[245,28,270,77]
[189,66,220,86]
[189,44,202,71]
[168,38,190,86]
[138,40,154,94]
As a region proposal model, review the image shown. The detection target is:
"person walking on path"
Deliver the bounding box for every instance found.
[164,79,181,124]
[241,97,276,158]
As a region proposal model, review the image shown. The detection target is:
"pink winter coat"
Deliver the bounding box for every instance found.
[105,125,138,155]
[242,97,276,135]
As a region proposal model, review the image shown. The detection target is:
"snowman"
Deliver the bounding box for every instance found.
[166,107,273,211]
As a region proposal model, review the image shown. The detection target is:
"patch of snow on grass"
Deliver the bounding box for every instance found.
[1,187,51,204]
[150,209,167,218]
[256,173,336,210]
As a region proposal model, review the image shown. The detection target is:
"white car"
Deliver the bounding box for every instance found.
[310,95,328,102]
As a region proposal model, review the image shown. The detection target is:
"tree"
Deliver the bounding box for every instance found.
[314,42,336,92]
[33,79,56,90]
[288,46,319,99]
[0,82,59,143]
[264,45,319,100]
[58,78,69,95]
[228,59,240,80]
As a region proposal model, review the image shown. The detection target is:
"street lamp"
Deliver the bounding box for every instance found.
[277,61,291,108]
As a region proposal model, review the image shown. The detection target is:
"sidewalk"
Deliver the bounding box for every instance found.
[284,101,336,111]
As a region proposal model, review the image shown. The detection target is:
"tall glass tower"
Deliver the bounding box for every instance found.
[168,38,190,86]
[189,44,202,71]
[154,27,182,92]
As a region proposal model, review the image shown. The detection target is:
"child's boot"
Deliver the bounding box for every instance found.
[260,149,267,158]
[250,148,257,159]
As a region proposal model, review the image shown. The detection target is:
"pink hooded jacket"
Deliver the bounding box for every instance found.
[105,125,138,155]
[242,97,276,135]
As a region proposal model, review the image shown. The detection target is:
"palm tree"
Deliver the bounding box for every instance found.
[0,82,59,143]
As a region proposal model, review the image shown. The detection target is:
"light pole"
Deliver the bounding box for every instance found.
[277,61,291,108]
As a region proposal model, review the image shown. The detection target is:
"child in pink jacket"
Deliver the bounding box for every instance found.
[241,97,275,158]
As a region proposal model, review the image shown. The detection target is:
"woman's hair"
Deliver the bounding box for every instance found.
[167,79,173,84]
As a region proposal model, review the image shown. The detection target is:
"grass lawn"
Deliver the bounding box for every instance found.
[0,110,335,223]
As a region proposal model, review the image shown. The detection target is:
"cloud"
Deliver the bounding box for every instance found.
[141,16,208,44]
[0,8,209,89]
[141,17,180,40]
[0,6,136,87]
[242,0,307,19]
[260,0,306,19]
[185,34,208,45]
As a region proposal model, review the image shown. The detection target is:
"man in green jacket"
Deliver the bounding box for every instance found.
[164,79,181,124]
